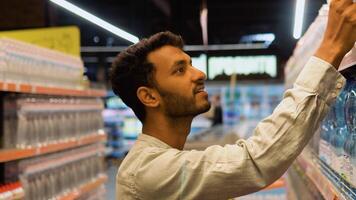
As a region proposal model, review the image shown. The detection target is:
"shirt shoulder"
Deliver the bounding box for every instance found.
[116,140,169,183]
[116,141,165,199]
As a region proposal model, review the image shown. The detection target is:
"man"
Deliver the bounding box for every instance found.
[110,0,356,199]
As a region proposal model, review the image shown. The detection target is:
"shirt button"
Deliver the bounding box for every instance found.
[336,83,343,89]
[331,92,337,98]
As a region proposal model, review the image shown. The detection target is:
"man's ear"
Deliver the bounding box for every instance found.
[137,86,160,108]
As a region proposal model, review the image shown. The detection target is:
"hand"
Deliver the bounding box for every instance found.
[314,0,356,68]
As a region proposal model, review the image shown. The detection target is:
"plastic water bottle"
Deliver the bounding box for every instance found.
[340,80,353,183]
[320,106,336,166]
[330,84,348,176]
[343,80,356,188]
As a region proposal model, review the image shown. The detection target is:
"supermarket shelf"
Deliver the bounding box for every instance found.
[0,132,107,163]
[296,148,356,200]
[296,150,340,199]
[59,174,108,200]
[0,81,106,97]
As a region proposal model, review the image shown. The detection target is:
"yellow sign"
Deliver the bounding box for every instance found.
[0,26,81,57]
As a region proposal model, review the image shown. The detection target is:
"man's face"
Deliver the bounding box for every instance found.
[147,45,211,118]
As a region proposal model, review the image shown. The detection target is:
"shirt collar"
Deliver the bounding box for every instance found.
[137,133,172,149]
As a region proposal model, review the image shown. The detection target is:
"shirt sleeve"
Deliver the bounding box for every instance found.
[135,57,346,200]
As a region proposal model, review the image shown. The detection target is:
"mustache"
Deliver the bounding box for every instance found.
[193,84,205,94]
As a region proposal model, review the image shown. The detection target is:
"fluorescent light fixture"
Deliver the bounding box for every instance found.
[49,0,139,43]
[240,33,275,46]
[81,43,269,53]
[255,33,275,43]
[293,0,306,39]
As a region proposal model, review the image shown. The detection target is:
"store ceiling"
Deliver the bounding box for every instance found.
[0,0,326,83]
[50,0,325,58]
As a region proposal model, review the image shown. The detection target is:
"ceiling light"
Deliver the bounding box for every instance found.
[49,0,139,44]
[240,33,275,46]
[293,0,306,39]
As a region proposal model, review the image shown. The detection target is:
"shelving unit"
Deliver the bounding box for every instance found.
[295,149,340,199]
[0,38,108,199]
[0,133,106,163]
[58,174,108,200]
[295,148,356,200]
[284,3,356,200]
[0,81,106,97]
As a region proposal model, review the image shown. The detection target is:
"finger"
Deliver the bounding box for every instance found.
[332,0,352,12]
[343,3,356,23]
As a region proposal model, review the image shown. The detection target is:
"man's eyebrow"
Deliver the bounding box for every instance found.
[171,60,187,69]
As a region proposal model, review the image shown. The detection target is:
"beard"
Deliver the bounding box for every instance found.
[156,86,211,118]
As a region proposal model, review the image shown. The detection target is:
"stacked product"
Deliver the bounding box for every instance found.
[3,94,104,149]
[19,144,105,200]
[0,38,107,199]
[319,79,356,189]
[0,38,83,89]
[284,3,356,199]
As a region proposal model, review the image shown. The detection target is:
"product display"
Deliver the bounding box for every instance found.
[3,94,104,149]
[0,38,83,89]
[285,3,356,199]
[0,37,107,199]
[320,79,356,187]
[19,144,105,200]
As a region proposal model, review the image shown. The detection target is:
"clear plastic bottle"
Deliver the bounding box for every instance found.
[319,107,336,166]
[330,84,348,176]
[344,79,356,188]
[341,80,353,184]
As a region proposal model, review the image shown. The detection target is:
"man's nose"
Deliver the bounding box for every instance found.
[191,66,207,82]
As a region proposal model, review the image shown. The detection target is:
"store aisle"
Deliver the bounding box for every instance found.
[105,160,122,200]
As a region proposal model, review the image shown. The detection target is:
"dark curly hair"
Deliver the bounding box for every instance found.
[110,31,184,123]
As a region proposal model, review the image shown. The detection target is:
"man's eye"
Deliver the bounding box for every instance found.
[176,67,185,73]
